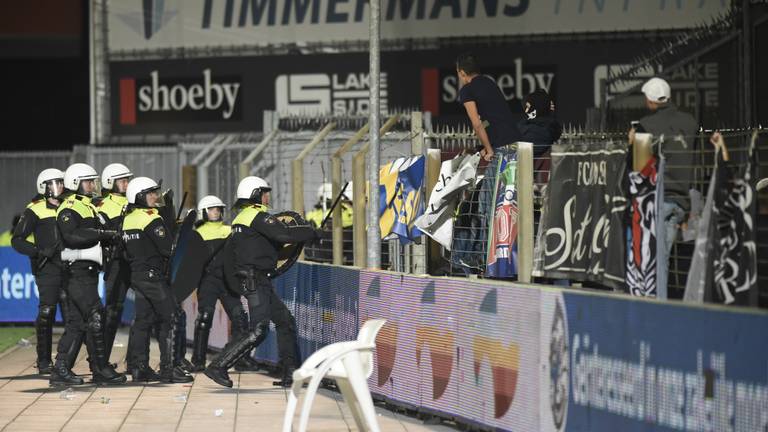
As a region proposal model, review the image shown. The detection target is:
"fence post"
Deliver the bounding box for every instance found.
[193,135,228,202]
[332,123,370,265]
[351,115,400,268]
[633,133,653,171]
[517,142,534,283]
[409,111,426,274]
[425,148,442,274]
[239,130,279,180]
[352,151,367,267]
[182,165,197,211]
[292,122,336,217]
[198,135,236,200]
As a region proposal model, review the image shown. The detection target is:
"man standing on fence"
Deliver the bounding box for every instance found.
[456,52,523,161]
[454,53,524,272]
[631,77,698,295]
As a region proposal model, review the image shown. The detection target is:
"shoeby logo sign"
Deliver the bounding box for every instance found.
[420,59,557,116]
[118,69,242,125]
[275,72,388,116]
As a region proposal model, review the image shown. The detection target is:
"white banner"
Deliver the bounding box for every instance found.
[108,0,730,52]
[415,153,480,250]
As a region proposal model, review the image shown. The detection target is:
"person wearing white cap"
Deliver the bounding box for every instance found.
[631,76,698,296]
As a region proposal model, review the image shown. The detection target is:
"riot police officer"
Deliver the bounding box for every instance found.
[204,176,319,388]
[96,163,133,364]
[189,195,259,372]
[306,182,354,229]
[122,177,192,383]
[50,163,126,386]
[12,169,71,374]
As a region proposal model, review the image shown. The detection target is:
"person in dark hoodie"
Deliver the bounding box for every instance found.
[518,89,562,158]
[519,90,568,287]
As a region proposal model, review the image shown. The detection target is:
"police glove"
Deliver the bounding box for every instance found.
[97,229,120,242]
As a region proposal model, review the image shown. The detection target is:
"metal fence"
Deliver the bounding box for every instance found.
[1,115,764,306]
[0,151,72,232]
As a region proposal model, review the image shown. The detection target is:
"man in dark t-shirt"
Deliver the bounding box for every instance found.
[457,53,523,161]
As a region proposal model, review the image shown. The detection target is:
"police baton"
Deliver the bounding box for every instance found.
[319,182,349,230]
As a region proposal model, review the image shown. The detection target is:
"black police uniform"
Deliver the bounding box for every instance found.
[204,203,316,388]
[122,205,192,383]
[189,220,254,372]
[11,195,70,373]
[51,192,126,386]
[95,192,132,362]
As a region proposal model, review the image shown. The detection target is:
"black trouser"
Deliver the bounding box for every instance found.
[103,257,131,361]
[129,269,177,370]
[239,271,297,368]
[54,262,105,371]
[197,268,249,339]
[34,262,69,365]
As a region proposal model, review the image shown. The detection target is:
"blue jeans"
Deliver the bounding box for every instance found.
[656,201,685,297]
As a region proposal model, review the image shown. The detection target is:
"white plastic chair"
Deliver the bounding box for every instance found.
[282,319,387,432]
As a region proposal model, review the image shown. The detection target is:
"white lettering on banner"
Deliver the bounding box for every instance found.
[442,58,555,103]
[108,0,728,51]
[275,72,388,115]
[0,267,106,302]
[543,194,625,275]
[137,69,240,119]
[571,334,768,432]
[576,161,607,186]
[0,268,39,300]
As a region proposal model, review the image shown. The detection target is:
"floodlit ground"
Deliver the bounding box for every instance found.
[0,330,456,432]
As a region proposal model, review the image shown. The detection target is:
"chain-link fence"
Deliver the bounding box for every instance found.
[1,115,764,306]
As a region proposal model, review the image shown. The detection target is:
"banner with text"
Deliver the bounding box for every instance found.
[533,141,628,290]
[108,0,729,52]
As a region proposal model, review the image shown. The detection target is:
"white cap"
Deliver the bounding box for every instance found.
[641,77,671,103]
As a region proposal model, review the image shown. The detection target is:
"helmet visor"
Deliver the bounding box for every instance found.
[77,176,101,197]
[142,187,164,207]
[45,179,64,199]
[204,206,224,221]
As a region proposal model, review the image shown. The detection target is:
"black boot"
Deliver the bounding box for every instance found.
[272,363,296,387]
[190,311,212,372]
[173,308,192,370]
[204,330,262,388]
[49,358,85,386]
[103,303,123,361]
[124,325,139,372]
[159,313,194,383]
[65,333,84,371]
[131,363,162,383]
[232,310,259,372]
[35,305,56,374]
[235,355,261,372]
[86,308,127,385]
[49,335,85,387]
